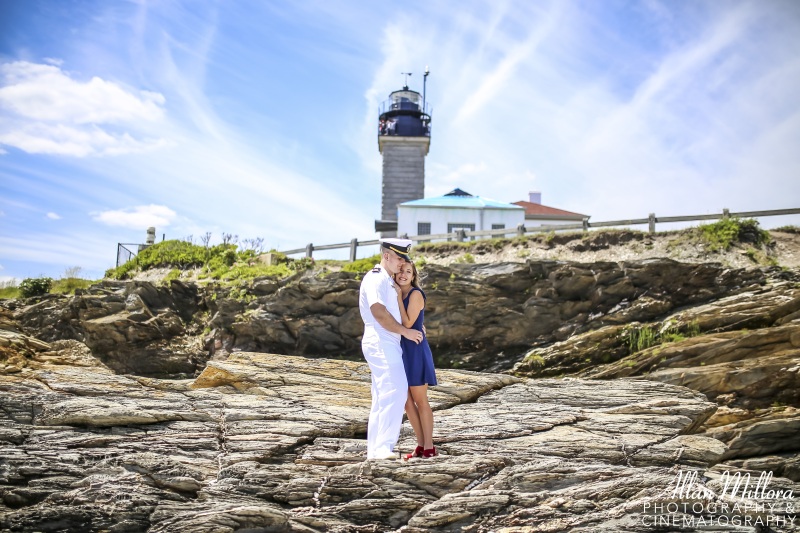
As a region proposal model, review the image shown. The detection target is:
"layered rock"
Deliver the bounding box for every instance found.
[515,280,800,379]
[7,280,205,377]
[5,260,771,378]
[6,343,787,532]
[513,278,800,483]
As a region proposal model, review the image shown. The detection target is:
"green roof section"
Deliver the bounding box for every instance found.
[400,189,524,210]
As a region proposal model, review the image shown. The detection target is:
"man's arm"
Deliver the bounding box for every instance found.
[370,303,423,344]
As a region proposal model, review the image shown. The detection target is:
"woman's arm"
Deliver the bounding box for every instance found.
[395,285,412,327]
[401,290,425,328]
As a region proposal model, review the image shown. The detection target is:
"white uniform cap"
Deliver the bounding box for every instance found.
[379,238,412,260]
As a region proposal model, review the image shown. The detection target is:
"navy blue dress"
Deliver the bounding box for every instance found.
[401,287,438,387]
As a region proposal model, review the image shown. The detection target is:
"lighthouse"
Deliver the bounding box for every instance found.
[375,70,432,237]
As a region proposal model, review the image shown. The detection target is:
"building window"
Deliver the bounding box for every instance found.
[417,222,431,235]
[447,223,476,241]
[491,224,505,230]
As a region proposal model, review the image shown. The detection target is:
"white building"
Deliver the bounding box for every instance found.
[397,188,524,239]
[512,191,588,229]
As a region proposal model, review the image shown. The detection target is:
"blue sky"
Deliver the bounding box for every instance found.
[1,0,799,282]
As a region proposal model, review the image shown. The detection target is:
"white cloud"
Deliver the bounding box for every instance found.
[363,1,800,225]
[43,57,64,67]
[92,204,177,229]
[0,61,168,156]
[0,122,168,157]
[46,212,61,220]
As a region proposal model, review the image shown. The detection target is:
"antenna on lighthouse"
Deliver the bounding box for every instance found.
[423,66,430,114]
[401,72,412,89]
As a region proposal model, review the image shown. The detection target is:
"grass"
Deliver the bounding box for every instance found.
[773,225,799,234]
[0,267,99,299]
[52,277,95,294]
[525,354,546,369]
[341,254,381,274]
[622,320,702,354]
[0,276,97,299]
[105,240,308,282]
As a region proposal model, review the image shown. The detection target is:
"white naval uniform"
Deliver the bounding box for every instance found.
[359,264,409,459]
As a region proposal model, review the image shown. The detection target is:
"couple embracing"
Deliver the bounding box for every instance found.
[358,238,438,461]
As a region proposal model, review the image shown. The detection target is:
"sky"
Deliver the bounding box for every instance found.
[1,0,799,282]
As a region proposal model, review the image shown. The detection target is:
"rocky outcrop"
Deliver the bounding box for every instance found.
[6,280,205,377]
[515,280,800,378]
[510,278,800,482]
[7,341,787,533]
[5,260,772,378]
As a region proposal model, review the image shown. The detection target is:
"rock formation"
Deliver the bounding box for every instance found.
[6,332,796,532]
[2,257,799,531]
[5,259,772,377]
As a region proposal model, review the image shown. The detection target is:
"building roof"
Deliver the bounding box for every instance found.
[513,201,587,219]
[401,189,523,210]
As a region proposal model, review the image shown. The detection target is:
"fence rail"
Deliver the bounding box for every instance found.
[279,207,800,260]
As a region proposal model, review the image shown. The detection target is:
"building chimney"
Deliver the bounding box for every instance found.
[528,191,541,204]
[146,227,156,245]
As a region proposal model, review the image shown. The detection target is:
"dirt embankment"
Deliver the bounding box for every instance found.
[414,228,800,269]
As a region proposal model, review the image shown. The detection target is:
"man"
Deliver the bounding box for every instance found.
[359,238,423,460]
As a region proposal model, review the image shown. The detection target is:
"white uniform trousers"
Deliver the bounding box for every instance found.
[362,337,408,459]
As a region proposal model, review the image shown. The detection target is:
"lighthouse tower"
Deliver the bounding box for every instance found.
[375,72,432,237]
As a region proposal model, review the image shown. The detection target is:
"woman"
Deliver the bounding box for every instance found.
[393,261,438,459]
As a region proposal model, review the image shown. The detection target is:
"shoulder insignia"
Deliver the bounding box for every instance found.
[370,267,381,273]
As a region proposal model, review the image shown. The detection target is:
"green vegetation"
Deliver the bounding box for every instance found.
[698,217,770,252]
[525,353,546,369]
[1,266,98,299]
[622,320,702,354]
[773,225,799,234]
[341,254,381,274]
[456,252,475,264]
[52,277,94,294]
[104,240,309,282]
[19,277,54,298]
[0,280,19,299]
[414,236,511,255]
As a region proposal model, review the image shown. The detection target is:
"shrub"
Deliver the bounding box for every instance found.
[19,277,53,298]
[699,218,769,251]
[290,257,315,271]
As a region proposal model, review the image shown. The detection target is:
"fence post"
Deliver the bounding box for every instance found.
[517,224,526,237]
[648,213,656,234]
[722,208,730,219]
[457,229,467,242]
[305,243,314,258]
[349,238,358,262]
[582,218,589,232]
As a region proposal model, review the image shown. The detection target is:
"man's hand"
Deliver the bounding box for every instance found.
[402,327,423,344]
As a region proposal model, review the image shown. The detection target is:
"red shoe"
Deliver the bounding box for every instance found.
[403,446,424,461]
[422,447,437,458]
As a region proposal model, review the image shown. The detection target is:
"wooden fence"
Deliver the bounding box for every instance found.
[279,207,800,261]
